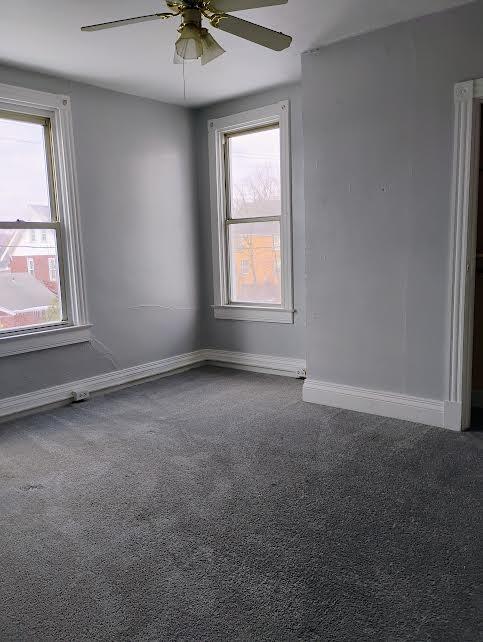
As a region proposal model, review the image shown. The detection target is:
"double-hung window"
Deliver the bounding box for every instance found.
[0,83,89,357]
[208,101,293,323]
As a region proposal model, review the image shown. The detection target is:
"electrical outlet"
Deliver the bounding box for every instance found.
[72,390,90,402]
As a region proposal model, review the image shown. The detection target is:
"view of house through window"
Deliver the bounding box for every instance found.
[0,113,63,332]
[225,125,282,305]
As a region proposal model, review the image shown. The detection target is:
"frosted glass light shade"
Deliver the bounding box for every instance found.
[200,30,225,65]
[175,24,203,61]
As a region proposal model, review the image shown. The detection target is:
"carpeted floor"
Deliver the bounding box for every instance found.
[0,367,481,641]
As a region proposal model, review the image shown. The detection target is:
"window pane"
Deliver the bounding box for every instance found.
[228,127,281,219]
[0,228,62,332]
[228,221,281,305]
[0,115,52,223]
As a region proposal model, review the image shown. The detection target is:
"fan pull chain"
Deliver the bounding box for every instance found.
[182,58,187,103]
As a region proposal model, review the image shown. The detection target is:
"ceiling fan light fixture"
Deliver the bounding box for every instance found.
[81,1,293,70]
[200,29,225,65]
[175,23,203,61]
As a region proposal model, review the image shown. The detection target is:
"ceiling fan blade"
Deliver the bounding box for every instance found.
[81,13,174,32]
[209,0,288,11]
[214,15,292,51]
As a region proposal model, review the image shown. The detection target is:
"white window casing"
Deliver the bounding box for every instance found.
[0,82,90,357]
[208,101,294,324]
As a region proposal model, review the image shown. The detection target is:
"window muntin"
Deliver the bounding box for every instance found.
[0,111,66,333]
[224,125,283,306]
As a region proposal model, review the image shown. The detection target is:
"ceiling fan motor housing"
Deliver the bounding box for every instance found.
[180,8,203,30]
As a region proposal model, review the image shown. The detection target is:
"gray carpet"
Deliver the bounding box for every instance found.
[0,367,481,641]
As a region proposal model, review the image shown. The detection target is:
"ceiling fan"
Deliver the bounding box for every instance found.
[81,0,292,66]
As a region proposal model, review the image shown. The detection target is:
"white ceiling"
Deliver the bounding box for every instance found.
[0,0,472,107]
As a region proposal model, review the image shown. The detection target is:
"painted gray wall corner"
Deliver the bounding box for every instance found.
[302,0,483,400]
[0,65,200,398]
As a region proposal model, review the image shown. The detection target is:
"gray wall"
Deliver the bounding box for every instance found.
[302,0,483,400]
[195,84,306,359]
[0,65,200,398]
[4,0,482,401]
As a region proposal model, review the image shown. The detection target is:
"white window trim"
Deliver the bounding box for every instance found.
[0,82,90,358]
[446,79,483,430]
[208,101,294,324]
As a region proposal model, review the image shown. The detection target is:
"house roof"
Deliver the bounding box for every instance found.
[0,229,21,270]
[0,272,57,314]
[0,204,52,269]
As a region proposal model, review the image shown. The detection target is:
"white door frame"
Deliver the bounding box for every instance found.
[447,79,483,431]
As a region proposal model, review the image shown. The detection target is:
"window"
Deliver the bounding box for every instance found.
[209,102,293,323]
[0,83,89,356]
[48,257,58,282]
[240,258,250,277]
[26,257,35,276]
[0,112,63,331]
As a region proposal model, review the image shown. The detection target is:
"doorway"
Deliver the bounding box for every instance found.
[470,105,483,428]
[447,80,483,431]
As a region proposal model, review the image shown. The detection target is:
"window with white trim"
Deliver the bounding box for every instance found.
[0,83,89,356]
[208,101,293,324]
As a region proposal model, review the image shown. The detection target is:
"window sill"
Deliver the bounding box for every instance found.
[214,306,294,324]
[0,324,92,358]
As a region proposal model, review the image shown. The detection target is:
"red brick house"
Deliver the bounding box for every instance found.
[0,205,60,330]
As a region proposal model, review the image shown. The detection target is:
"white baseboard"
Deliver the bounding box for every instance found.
[303,378,447,429]
[443,401,463,431]
[0,347,460,430]
[0,350,205,421]
[202,349,306,378]
[0,349,306,421]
